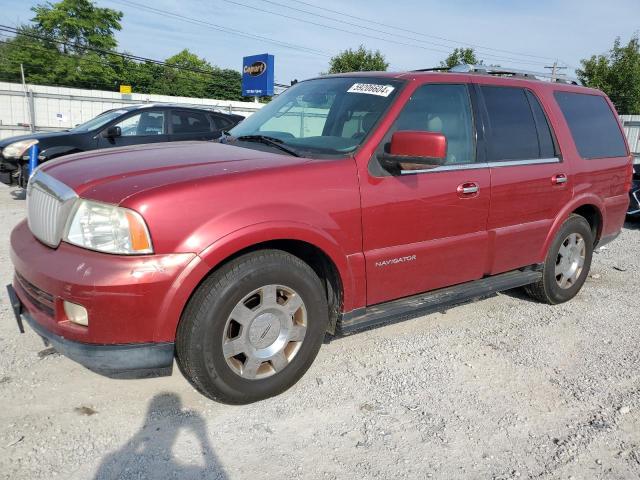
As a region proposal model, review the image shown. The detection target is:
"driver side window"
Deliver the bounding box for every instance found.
[384,84,475,165]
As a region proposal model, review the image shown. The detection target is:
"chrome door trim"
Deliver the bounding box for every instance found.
[487,157,560,168]
[400,157,560,175]
[400,162,489,175]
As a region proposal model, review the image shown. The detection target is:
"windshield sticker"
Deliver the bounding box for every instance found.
[347,83,395,97]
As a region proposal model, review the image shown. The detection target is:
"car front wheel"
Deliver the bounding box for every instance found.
[176,249,329,404]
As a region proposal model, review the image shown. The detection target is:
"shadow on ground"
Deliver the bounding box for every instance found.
[94,392,227,480]
[10,188,25,200]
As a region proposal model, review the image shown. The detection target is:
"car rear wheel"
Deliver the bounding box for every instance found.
[176,249,328,404]
[525,214,593,304]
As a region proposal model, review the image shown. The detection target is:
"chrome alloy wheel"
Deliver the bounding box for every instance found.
[222,284,307,380]
[555,232,586,289]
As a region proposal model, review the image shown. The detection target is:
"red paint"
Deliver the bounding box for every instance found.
[10,71,632,347]
[389,131,447,159]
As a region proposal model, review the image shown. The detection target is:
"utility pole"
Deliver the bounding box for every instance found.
[544,61,567,82]
[20,64,35,133]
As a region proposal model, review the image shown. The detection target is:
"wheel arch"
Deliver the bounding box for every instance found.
[170,223,360,339]
[540,195,605,260]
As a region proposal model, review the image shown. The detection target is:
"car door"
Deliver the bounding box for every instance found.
[359,83,491,306]
[96,109,169,148]
[475,83,571,274]
[169,109,218,142]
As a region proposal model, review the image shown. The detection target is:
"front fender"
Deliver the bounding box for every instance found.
[197,221,363,312]
[40,146,82,161]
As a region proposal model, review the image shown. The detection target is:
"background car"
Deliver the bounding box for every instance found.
[0,104,244,187]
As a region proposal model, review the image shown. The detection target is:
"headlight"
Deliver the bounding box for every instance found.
[64,200,153,254]
[2,139,38,160]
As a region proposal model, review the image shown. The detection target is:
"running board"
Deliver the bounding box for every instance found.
[337,267,542,334]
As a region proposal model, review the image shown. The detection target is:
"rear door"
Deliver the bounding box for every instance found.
[169,109,219,142]
[96,109,169,148]
[477,83,571,274]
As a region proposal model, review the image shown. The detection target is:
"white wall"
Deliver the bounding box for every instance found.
[621,115,640,156]
[0,81,263,140]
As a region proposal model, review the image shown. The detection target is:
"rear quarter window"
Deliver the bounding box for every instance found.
[554,91,628,159]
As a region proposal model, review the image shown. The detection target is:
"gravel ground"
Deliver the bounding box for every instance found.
[1,181,639,480]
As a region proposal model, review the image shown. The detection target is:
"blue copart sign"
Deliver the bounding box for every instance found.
[242,54,275,97]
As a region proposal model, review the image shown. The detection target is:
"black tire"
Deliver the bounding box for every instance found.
[525,214,593,304]
[176,249,329,404]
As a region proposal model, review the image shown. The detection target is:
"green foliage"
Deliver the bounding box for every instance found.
[578,35,640,114]
[32,0,123,52]
[440,48,481,68]
[0,0,245,101]
[327,45,388,74]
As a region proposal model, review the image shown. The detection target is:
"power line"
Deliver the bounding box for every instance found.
[284,0,562,64]
[249,0,556,66]
[107,0,330,58]
[221,0,556,68]
[0,29,292,90]
[0,25,239,78]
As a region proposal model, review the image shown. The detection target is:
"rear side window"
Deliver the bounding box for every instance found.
[554,92,627,158]
[210,115,234,130]
[171,111,211,134]
[481,86,540,161]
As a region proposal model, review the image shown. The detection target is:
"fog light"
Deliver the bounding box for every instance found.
[64,301,88,326]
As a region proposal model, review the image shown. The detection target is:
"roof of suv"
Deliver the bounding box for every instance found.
[317,67,598,95]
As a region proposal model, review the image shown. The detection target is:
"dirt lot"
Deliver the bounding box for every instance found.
[1,181,639,480]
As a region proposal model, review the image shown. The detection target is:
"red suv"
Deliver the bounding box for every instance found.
[7,69,633,404]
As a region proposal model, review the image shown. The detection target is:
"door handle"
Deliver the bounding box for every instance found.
[552,174,568,185]
[457,182,479,195]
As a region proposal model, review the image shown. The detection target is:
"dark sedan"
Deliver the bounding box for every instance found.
[0,104,244,187]
[629,160,640,218]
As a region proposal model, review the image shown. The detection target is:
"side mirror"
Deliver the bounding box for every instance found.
[379,131,447,173]
[103,126,121,138]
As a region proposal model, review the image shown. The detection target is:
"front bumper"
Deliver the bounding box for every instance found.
[0,160,18,185]
[7,284,174,376]
[9,219,210,374]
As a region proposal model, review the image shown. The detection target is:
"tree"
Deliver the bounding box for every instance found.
[31,0,123,52]
[440,48,481,68]
[578,35,640,114]
[327,45,388,74]
[0,0,246,100]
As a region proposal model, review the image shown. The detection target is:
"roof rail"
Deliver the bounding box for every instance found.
[413,64,581,85]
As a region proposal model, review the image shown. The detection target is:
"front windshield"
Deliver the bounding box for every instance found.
[229,77,404,155]
[69,108,131,132]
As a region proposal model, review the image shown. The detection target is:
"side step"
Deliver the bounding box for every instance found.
[337,267,542,334]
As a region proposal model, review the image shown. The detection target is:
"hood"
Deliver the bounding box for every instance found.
[41,141,311,204]
[0,130,76,148]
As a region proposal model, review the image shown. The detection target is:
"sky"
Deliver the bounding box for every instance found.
[1,0,639,85]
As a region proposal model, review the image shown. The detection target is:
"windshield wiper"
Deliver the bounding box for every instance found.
[236,135,300,157]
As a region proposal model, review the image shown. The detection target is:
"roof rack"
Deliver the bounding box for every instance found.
[413,64,581,85]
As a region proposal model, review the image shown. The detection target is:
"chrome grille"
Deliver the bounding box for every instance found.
[26,170,77,247]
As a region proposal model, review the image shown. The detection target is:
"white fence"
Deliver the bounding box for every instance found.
[0,81,263,140]
[621,115,640,157]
